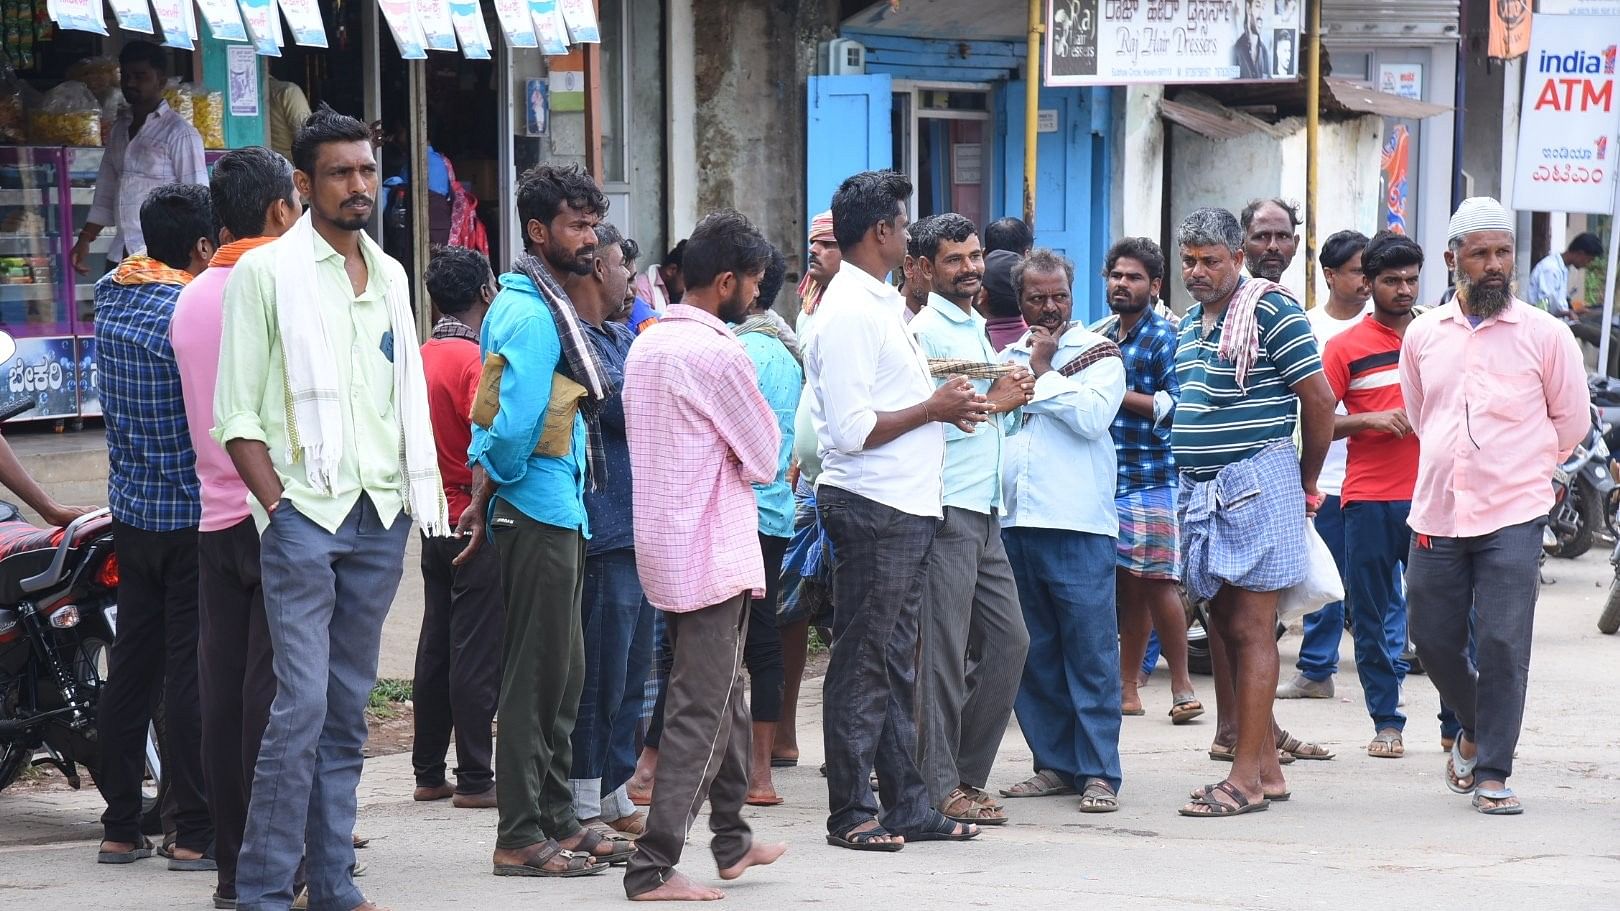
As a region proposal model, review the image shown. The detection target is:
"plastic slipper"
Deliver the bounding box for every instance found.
[1472,786,1523,815]
[999,769,1075,798]
[1177,780,1270,818]
[1170,696,1205,725]
[826,822,905,852]
[770,757,798,768]
[97,837,155,865]
[1367,729,1405,759]
[1446,735,1478,794]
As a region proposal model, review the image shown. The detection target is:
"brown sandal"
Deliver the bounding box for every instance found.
[1169,695,1205,725]
[941,787,1008,825]
[1209,743,1295,764]
[606,811,647,838]
[492,840,605,878]
[571,828,637,865]
[1178,780,1270,818]
[1078,779,1119,813]
[1277,729,1336,761]
[999,769,1075,798]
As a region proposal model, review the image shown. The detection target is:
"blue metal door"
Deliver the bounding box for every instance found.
[806,74,894,229]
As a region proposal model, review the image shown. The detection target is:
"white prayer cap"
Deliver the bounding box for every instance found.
[1447,197,1515,243]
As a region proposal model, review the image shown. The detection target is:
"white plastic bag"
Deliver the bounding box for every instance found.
[1278,519,1344,625]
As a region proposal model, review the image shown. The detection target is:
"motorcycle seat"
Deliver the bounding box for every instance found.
[0,521,62,561]
[0,514,114,602]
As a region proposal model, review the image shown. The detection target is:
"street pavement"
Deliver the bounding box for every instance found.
[4,551,1619,910]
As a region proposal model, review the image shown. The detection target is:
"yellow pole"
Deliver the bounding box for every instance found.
[1024,0,1041,227]
[1304,0,1321,310]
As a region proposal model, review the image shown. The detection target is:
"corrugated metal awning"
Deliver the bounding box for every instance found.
[1164,76,1450,139]
[1323,0,1461,46]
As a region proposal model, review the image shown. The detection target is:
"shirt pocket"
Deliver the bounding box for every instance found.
[1481,370,1544,423]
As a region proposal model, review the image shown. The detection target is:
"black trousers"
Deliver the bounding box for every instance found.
[97,520,211,851]
[744,534,789,723]
[413,533,505,793]
[197,518,274,897]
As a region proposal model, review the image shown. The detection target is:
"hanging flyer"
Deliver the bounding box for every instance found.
[416,0,458,52]
[449,0,494,59]
[107,0,156,34]
[558,0,599,43]
[277,0,329,47]
[150,0,194,49]
[51,0,109,36]
[193,0,248,42]
[237,0,283,56]
[227,44,261,116]
[379,0,428,59]
[529,0,570,55]
[492,0,537,48]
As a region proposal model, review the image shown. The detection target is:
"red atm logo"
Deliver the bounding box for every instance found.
[1534,46,1616,112]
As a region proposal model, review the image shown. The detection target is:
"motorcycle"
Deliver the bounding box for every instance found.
[1544,404,1614,559]
[1601,539,1620,634]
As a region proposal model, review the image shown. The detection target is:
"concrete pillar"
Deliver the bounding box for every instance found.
[1118,85,1164,243]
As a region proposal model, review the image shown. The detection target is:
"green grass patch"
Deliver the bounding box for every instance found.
[367,678,414,719]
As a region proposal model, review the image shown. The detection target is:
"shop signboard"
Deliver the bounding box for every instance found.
[529,0,571,55]
[194,0,248,42]
[107,0,156,34]
[417,0,459,52]
[1511,14,1620,214]
[1044,0,1306,86]
[278,0,330,47]
[492,0,539,48]
[5,337,81,420]
[76,337,99,418]
[449,0,493,58]
[51,0,109,35]
[378,0,429,58]
[237,0,283,56]
[150,0,194,49]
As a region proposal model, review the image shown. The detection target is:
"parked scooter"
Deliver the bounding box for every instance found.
[1544,404,1614,559]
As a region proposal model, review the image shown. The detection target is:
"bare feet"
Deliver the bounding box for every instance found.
[717,842,787,881]
[629,870,725,901]
[413,782,454,802]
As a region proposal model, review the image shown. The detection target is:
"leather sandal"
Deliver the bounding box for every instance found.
[492,840,605,878]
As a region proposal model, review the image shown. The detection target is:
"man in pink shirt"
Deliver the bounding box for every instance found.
[171,147,299,909]
[1400,197,1589,817]
[620,210,787,901]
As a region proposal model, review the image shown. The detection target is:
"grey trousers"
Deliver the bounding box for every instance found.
[237,500,409,911]
[917,506,1029,805]
[623,595,752,898]
[1406,519,1542,784]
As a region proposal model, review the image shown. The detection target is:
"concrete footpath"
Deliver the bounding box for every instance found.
[4,553,1620,910]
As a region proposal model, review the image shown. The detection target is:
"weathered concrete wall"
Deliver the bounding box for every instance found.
[1114,85,1165,245]
[626,0,667,265]
[690,0,841,312]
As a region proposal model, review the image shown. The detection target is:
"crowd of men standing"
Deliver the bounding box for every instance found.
[71,87,1589,908]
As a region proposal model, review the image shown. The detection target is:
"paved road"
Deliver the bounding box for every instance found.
[4,552,1619,910]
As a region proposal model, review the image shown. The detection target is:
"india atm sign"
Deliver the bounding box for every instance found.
[1513,14,1620,214]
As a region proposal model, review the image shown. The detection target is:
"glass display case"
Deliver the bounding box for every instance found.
[0,145,84,421]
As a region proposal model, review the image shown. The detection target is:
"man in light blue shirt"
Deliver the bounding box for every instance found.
[908,214,1034,825]
[995,249,1129,812]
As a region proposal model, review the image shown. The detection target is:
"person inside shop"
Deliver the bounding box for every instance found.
[266,74,313,162]
[72,41,208,276]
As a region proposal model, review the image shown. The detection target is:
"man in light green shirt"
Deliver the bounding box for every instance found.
[214,108,417,911]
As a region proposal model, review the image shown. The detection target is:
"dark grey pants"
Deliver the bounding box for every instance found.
[413,533,504,794]
[818,484,939,836]
[917,506,1028,805]
[1406,519,1542,784]
[623,595,752,898]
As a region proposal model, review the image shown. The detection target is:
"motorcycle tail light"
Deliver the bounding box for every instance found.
[0,622,17,644]
[95,553,119,589]
[48,605,80,629]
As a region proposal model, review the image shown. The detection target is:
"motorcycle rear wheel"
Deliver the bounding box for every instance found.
[0,675,26,792]
[1601,577,1620,634]
[1549,478,1603,559]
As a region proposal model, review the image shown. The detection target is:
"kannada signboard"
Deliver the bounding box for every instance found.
[1045,0,1305,86]
[1511,14,1620,214]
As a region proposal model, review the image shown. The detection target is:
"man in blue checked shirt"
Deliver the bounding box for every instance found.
[1094,238,1204,726]
[91,183,217,868]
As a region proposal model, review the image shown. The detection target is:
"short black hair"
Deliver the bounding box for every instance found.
[593,222,624,259]
[139,183,215,271]
[984,217,1033,255]
[425,245,492,315]
[916,212,976,261]
[517,163,608,231]
[621,236,641,269]
[1103,237,1165,283]
[905,215,938,259]
[210,147,295,241]
[119,40,165,72]
[831,170,912,250]
[757,245,788,310]
[1319,230,1370,270]
[661,239,686,267]
[1240,197,1302,232]
[1360,231,1425,281]
[291,104,371,177]
[1570,232,1605,258]
[681,209,773,291]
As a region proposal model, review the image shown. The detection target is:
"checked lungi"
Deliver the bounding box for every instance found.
[1176,440,1307,601]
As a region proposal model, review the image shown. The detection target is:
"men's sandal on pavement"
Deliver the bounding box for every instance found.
[941,787,1008,825]
[1472,787,1523,815]
[1078,779,1119,813]
[1191,781,1289,802]
[999,768,1075,798]
[1178,780,1270,818]
[1208,743,1295,764]
[1169,695,1205,724]
[1367,729,1405,759]
[826,821,905,852]
[492,840,606,877]
[1277,730,1335,761]
[892,812,980,842]
[1446,736,1478,794]
[571,828,637,865]
[97,837,155,864]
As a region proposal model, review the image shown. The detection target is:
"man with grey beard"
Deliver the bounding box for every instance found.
[1240,199,1300,284]
[1400,197,1589,816]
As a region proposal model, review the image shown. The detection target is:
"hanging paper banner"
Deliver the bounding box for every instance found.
[492,0,537,48]
[238,0,283,55]
[378,0,428,59]
[449,0,493,59]
[1488,0,1533,60]
[150,0,193,48]
[277,0,328,47]
[194,0,248,42]
[528,0,570,55]
[227,44,261,116]
[52,0,109,35]
[108,0,156,33]
[416,0,458,52]
[558,0,598,43]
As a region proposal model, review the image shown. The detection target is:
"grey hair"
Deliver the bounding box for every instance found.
[1011,248,1075,300]
[1178,208,1244,255]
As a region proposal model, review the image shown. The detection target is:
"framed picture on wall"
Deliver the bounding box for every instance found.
[525,78,548,137]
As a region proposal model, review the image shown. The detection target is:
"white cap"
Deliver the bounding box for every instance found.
[1448,197,1515,243]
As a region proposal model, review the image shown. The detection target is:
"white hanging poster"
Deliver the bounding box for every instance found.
[108,0,156,33]
[227,43,261,116]
[150,0,193,48]
[416,0,458,52]
[237,0,283,56]
[558,0,598,43]
[277,0,329,47]
[491,0,537,48]
[378,0,428,58]
[449,0,493,59]
[49,0,108,35]
[194,0,248,42]
[528,0,570,55]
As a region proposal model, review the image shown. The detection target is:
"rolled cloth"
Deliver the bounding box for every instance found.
[1448,197,1515,242]
[927,358,1016,379]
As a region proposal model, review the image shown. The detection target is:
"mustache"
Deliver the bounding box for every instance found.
[342,195,372,207]
[953,272,982,285]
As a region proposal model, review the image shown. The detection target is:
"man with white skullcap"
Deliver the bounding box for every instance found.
[1399,197,1590,815]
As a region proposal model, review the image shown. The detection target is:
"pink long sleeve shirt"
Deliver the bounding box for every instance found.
[171,265,253,532]
[623,304,781,613]
[1399,298,1590,538]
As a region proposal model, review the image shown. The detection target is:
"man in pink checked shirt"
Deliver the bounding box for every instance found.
[620,209,788,902]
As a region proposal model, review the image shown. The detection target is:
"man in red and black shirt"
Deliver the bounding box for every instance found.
[1321,231,1425,761]
[412,245,504,807]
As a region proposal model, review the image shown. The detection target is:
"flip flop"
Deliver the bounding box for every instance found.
[1472,786,1523,815]
[1170,696,1205,725]
[1447,735,1479,794]
[999,769,1075,798]
[1367,729,1405,759]
[97,837,155,865]
[770,757,799,768]
[826,822,905,853]
[1178,780,1270,818]
[746,794,785,807]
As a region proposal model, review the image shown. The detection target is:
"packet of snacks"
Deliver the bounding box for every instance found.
[162,78,194,124]
[187,83,224,149]
[30,81,100,147]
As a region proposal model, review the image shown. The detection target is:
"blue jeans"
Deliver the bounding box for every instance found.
[1343,501,1412,732]
[1297,494,1348,680]
[570,548,653,819]
[605,590,655,801]
[1003,527,1122,793]
[237,500,409,911]
[1142,633,1160,677]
